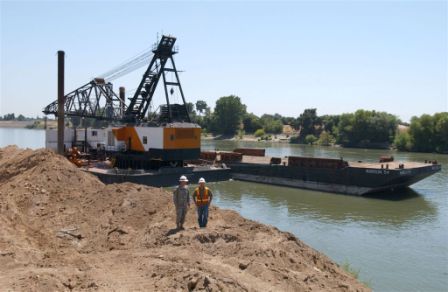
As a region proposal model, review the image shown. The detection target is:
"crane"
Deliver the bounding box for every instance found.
[43,35,201,169]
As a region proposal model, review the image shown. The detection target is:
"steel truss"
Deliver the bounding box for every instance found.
[43,78,125,120]
[43,35,189,124]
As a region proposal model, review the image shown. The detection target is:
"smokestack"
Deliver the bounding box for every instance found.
[119,86,125,116]
[57,50,65,155]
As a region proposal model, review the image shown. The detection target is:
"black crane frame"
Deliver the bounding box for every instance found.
[43,35,191,125]
[43,78,126,120]
[124,35,190,124]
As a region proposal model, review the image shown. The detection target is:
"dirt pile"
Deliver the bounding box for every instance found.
[0,146,369,291]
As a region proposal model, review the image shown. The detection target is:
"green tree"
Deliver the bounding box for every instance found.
[317,131,335,146]
[434,112,448,153]
[293,109,321,142]
[195,100,208,115]
[408,112,448,153]
[3,113,15,120]
[305,134,318,145]
[260,114,283,134]
[254,128,265,137]
[321,115,340,135]
[185,102,198,122]
[264,119,283,134]
[334,113,353,145]
[394,131,412,151]
[243,113,262,134]
[334,110,398,147]
[281,116,295,126]
[212,95,246,135]
[409,114,434,152]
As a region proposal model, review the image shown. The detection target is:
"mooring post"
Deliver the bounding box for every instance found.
[57,50,65,155]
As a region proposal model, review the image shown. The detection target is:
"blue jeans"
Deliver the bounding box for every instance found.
[197,205,209,228]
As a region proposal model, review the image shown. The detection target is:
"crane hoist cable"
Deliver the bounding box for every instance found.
[97,46,153,81]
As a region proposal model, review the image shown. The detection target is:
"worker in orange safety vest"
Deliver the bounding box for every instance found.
[192,177,213,228]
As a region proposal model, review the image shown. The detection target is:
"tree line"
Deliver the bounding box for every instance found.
[4,96,446,154]
[0,113,35,121]
[394,113,448,153]
[187,95,448,154]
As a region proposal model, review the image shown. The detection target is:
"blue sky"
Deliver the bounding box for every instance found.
[1,0,447,122]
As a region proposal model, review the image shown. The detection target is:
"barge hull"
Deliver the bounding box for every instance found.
[88,167,231,188]
[229,162,441,196]
[232,173,372,195]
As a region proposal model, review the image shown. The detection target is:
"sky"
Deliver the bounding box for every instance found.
[1,0,447,122]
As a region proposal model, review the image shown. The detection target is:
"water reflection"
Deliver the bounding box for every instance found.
[211,180,437,227]
[364,188,421,201]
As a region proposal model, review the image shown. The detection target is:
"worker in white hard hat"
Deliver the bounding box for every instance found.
[192,177,213,228]
[173,175,190,230]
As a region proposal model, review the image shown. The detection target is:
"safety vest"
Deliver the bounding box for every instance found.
[194,187,210,206]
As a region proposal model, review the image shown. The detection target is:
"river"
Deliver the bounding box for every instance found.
[1,128,447,291]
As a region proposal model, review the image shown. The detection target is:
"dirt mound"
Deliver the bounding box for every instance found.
[0,146,369,291]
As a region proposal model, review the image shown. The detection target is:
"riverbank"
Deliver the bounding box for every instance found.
[0,146,368,291]
[0,120,57,129]
[0,120,36,128]
[202,134,291,143]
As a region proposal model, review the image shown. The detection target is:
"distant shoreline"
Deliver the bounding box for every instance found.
[0,120,36,128]
[202,134,291,143]
[0,120,56,129]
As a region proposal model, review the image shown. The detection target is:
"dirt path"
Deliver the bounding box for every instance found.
[0,146,369,291]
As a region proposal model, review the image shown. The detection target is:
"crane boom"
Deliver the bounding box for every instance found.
[42,78,125,120]
[43,35,191,125]
[43,35,200,168]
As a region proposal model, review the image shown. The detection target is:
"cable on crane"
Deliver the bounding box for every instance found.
[97,46,153,81]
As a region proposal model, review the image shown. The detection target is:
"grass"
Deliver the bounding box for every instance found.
[340,261,372,289]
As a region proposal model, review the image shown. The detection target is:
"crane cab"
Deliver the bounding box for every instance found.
[107,122,200,169]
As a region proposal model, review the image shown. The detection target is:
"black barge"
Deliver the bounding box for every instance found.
[86,149,441,196]
[87,164,231,187]
[227,154,442,196]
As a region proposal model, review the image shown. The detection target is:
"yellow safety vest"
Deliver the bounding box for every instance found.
[194,187,210,206]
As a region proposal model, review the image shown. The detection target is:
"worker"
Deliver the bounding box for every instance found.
[173,175,190,230]
[193,177,213,228]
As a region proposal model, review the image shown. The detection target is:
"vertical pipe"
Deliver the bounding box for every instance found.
[57,51,65,155]
[119,86,125,116]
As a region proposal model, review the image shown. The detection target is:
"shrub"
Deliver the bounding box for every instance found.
[254,128,265,137]
[305,134,318,145]
[289,135,300,144]
[394,131,412,151]
[317,131,336,146]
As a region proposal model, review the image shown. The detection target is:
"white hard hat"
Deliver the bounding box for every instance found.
[179,175,189,182]
[198,177,206,183]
